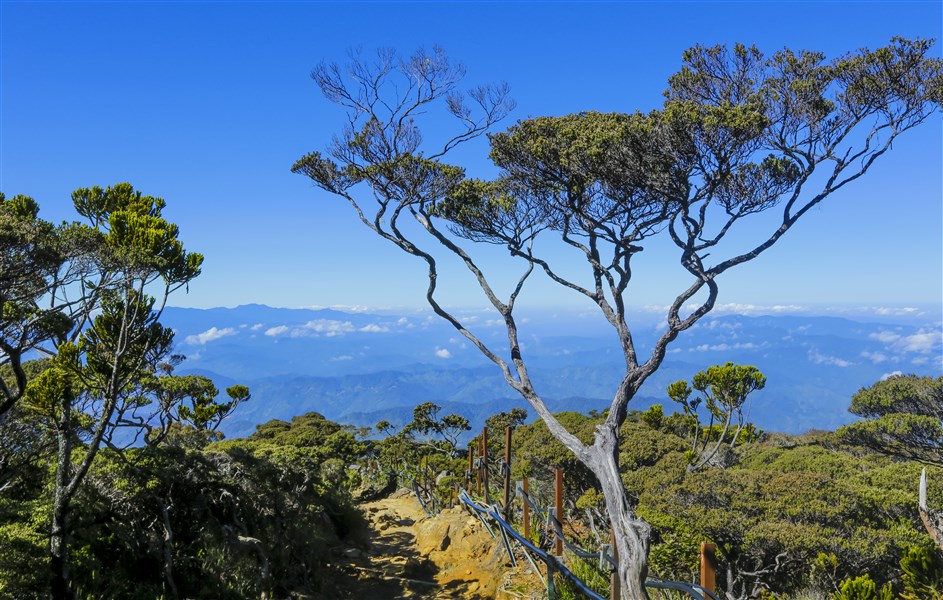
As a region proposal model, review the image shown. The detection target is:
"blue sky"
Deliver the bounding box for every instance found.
[1,1,941,316]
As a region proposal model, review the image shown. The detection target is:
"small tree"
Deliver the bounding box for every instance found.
[294,42,942,598]
[668,362,765,469]
[17,183,204,599]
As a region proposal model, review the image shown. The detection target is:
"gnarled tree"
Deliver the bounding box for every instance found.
[294,41,942,598]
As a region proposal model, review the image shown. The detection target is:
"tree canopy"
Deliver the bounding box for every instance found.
[294,40,942,598]
[839,374,943,467]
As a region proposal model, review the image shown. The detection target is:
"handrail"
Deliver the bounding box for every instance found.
[460,489,607,600]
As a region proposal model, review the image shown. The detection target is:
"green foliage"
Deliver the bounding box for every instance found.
[555,550,610,600]
[296,40,942,597]
[641,404,665,430]
[900,545,943,600]
[833,575,893,600]
[490,410,940,598]
[667,363,765,469]
[174,379,251,433]
[838,375,943,466]
[371,402,475,510]
[0,411,367,599]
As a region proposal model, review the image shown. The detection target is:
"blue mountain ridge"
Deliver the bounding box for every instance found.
[161,305,942,438]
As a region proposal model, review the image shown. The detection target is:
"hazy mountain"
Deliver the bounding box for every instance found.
[163,305,943,438]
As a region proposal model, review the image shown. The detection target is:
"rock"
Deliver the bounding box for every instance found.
[353,473,397,502]
[439,525,451,551]
[402,557,436,580]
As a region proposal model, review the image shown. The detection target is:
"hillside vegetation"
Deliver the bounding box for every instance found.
[2,374,942,599]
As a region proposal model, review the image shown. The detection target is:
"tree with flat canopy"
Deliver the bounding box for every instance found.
[293,41,942,598]
[838,374,943,552]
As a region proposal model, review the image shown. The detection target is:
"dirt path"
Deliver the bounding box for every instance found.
[322,490,533,599]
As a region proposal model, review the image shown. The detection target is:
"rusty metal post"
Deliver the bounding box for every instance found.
[554,466,564,557]
[609,528,621,600]
[502,426,513,517]
[700,541,717,594]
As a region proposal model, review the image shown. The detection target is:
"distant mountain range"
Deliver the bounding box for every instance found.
[162,304,943,438]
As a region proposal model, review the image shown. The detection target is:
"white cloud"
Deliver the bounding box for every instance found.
[331,355,354,361]
[250,323,263,331]
[691,342,761,352]
[301,320,356,337]
[709,303,805,315]
[332,304,371,313]
[870,330,901,344]
[808,349,852,368]
[873,306,922,316]
[870,329,942,354]
[435,347,452,359]
[265,325,290,337]
[642,302,806,316]
[185,327,237,345]
[860,351,888,364]
[897,331,941,353]
[880,371,904,381]
[267,320,393,337]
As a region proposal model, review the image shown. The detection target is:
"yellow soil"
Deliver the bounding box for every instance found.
[321,489,543,599]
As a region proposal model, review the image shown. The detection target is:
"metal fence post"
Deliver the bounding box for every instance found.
[481,427,489,501]
[522,476,530,540]
[554,466,564,557]
[466,442,474,490]
[503,425,513,518]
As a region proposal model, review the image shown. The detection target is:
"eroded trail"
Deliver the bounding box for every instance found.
[322,490,536,599]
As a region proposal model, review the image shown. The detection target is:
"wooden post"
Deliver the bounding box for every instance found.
[481,427,489,501]
[700,541,717,594]
[502,426,513,517]
[609,528,621,600]
[554,466,563,557]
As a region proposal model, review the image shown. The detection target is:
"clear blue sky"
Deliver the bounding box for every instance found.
[1,1,941,315]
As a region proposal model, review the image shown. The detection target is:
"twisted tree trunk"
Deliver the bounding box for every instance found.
[587,424,651,600]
